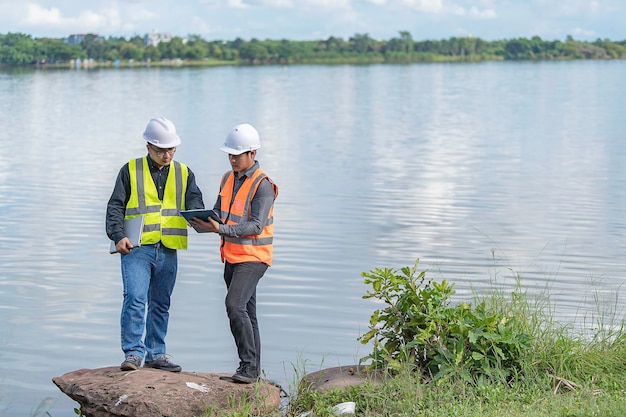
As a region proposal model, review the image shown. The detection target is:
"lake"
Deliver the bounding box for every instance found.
[0,60,625,416]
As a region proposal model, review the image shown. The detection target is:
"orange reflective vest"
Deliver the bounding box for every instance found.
[124,157,189,250]
[218,168,277,265]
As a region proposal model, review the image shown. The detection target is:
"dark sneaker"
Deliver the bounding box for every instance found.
[231,365,259,384]
[120,355,143,371]
[144,355,182,372]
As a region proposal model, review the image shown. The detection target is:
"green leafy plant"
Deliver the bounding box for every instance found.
[359,259,532,382]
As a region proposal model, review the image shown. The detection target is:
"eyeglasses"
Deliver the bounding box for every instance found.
[149,145,176,156]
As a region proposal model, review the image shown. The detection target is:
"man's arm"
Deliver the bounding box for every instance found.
[185,168,205,210]
[105,164,130,244]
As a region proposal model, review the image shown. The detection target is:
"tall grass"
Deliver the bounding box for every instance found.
[481,274,626,392]
[282,269,626,417]
[15,267,625,417]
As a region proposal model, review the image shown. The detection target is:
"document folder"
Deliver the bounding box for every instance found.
[109,216,145,254]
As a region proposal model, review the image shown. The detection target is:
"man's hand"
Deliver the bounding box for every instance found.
[115,237,134,254]
[189,217,220,233]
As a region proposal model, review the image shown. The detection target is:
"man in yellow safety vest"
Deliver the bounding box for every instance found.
[106,116,204,372]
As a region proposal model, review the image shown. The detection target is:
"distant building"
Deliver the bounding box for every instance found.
[67,33,100,45]
[144,32,172,47]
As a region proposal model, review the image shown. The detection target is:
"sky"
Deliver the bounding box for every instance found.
[0,0,625,42]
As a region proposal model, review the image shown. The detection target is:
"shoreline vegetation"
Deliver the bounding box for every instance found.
[40,261,625,416]
[1,32,625,69]
[284,261,626,417]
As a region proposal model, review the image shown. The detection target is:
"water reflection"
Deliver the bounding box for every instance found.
[0,61,624,416]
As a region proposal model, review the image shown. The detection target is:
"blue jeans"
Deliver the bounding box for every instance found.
[120,243,178,362]
[224,261,268,373]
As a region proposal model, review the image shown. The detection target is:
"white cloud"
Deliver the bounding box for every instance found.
[571,27,596,38]
[299,0,351,10]
[468,6,496,18]
[0,0,623,41]
[261,0,294,6]
[529,0,607,17]
[389,0,494,17]
[189,15,214,33]
[124,4,159,22]
[22,3,112,32]
[16,2,162,35]
[397,0,444,13]
[23,3,64,25]
[227,0,250,8]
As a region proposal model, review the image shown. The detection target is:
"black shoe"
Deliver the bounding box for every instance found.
[231,365,259,384]
[144,355,182,372]
[120,354,143,371]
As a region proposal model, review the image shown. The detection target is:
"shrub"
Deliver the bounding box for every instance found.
[358,259,532,383]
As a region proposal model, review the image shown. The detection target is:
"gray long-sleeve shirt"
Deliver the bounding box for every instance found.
[214,161,275,238]
[106,155,204,244]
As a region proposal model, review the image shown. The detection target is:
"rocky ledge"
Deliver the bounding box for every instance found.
[299,365,384,393]
[52,367,282,417]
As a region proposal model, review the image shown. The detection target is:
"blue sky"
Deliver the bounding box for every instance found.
[0,0,624,42]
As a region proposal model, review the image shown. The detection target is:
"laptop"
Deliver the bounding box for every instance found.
[109,215,144,254]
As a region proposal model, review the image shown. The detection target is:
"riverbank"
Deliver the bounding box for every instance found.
[281,264,626,417]
[5,54,507,70]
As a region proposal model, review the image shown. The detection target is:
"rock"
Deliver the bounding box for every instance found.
[300,365,384,394]
[52,367,281,417]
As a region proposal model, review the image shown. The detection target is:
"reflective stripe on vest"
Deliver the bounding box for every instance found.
[124,157,189,250]
[219,168,277,265]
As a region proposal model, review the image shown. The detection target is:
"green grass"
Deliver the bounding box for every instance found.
[19,267,626,417]
[283,374,626,417]
[278,271,626,417]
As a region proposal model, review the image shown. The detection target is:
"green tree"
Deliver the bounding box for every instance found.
[558,38,583,59]
[1,31,622,67]
[0,33,36,64]
[504,38,534,60]
[158,36,187,59]
[143,45,160,61]
[593,38,626,58]
[322,36,348,53]
[399,30,413,54]
[206,41,224,60]
[37,38,82,62]
[350,33,376,53]
[81,34,105,61]
[119,42,143,60]
[185,34,209,60]
[128,35,144,49]
[239,39,270,63]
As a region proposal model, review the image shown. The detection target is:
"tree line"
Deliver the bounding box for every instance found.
[1,31,624,67]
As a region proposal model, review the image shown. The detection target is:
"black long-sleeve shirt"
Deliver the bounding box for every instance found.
[106,155,205,244]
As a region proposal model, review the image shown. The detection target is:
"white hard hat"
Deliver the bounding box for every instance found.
[220,123,261,155]
[143,117,181,148]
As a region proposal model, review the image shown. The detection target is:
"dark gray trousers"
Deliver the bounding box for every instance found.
[224,261,268,374]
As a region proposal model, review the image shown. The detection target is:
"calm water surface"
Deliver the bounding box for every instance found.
[0,61,625,416]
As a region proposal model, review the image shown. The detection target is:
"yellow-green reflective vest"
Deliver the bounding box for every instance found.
[124,157,189,250]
